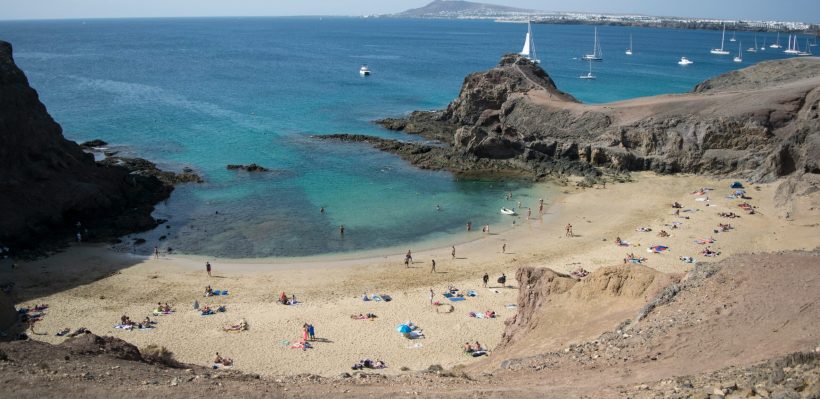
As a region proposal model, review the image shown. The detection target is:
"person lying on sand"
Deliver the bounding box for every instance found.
[213,352,233,367]
[658,230,670,237]
[350,313,377,320]
[223,319,248,332]
[636,227,652,232]
[672,202,682,209]
[139,317,154,329]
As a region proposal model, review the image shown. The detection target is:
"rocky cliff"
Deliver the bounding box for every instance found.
[376,54,820,182]
[0,41,195,253]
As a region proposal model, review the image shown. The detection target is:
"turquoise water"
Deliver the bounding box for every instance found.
[0,18,806,257]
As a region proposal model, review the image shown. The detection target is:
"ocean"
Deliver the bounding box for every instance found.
[0,17,806,258]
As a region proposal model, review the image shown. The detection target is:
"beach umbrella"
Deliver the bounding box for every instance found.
[396,324,412,333]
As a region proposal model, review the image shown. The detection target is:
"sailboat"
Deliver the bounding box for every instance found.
[579,61,596,79]
[733,42,743,62]
[761,36,767,51]
[797,39,812,56]
[625,34,633,56]
[730,30,737,42]
[747,35,758,52]
[710,24,731,55]
[784,35,800,54]
[520,21,540,64]
[582,27,603,61]
[770,32,782,49]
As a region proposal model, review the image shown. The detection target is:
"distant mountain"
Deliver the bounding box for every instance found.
[394,0,535,18]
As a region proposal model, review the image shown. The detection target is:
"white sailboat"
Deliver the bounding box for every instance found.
[710,24,730,55]
[784,35,800,54]
[770,32,782,49]
[747,35,758,52]
[761,36,767,51]
[625,34,633,55]
[582,27,603,61]
[678,57,694,66]
[797,39,812,56]
[729,30,737,42]
[520,21,540,64]
[579,61,596,79]
[733,42,743,62]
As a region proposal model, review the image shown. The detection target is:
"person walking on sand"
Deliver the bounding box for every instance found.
[431,259,436,273]
[527,208,531,220]
[404,257,410,268]
[206,261,212,277]
[565,224,573,237]
[482,273,489,288]
[429,288,435,305]
[451,246,456,259]
[308,323,315,341]
[406,250,413,263]
[154,247,160,259]
[539,202,544,214]
[502,243,506,253]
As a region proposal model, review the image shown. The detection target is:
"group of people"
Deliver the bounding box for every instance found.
[279,292,297,305]
[154,302,173,314]
[463,341,486,355]
[118,315,154,329]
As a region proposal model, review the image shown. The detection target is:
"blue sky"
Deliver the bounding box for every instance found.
[1,0,817,22]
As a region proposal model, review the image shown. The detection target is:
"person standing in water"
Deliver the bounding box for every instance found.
[527,208,532,220]
[340,225,345,236]
[205,261,212,277]
[154,247,160,259]
[430,259,436,273]
[320,207,325,214]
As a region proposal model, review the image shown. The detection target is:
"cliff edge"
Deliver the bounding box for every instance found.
[0,41,194,253]
[377,54,820,181]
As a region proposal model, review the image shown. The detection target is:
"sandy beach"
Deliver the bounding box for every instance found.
[4,173,819,377]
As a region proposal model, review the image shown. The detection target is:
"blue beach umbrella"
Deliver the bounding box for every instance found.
[396,324,412,333]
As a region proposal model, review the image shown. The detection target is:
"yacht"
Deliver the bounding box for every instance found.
[747,35,758,53]
[784,35,800,54]
[797,39,812,56]
[625,34,633,56]
[582,27,604,61]
[770,32,782,49]
[710,24,730,55]
[733,42,743,62]
[678,56,694,66]
[729,30,737,42]
[359,65,371,76]
[519,21,541,63]
[579,61,596,79]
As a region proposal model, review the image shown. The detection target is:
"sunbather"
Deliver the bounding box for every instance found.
[223,319,248,332]
[205,285,214,297]
[658,230,670,237]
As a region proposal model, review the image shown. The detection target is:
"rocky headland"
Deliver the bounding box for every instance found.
[0,41,199,255]
[332,54,820,186]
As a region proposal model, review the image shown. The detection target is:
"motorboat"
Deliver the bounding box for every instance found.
[359,65,371,76]
[500,208,517,215]
[678,57,694,65]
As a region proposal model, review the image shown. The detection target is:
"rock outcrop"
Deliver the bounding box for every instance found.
[377,54,820,182]
[0,41,197,253]
[0,293,16,332]
[226,163,270,172]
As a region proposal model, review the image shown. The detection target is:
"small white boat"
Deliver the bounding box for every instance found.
[784,35,801,55]
[519,21,540,64]
[733,42,743,63]
[797,39,812,56]
[579,61,596,79]
[625,34,633,55]
[729,30,737,42]
[760,36,767,51]
[582,27,604,61]
[747,35,758,52]
[770,32,782,49]
[359,65,371,76]
[710,24,731,55]
[500,208,517,216]
[678,57,693,66]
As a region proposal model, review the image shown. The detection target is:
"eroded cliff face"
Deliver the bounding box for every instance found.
[379,54,820,181]
[0,41,185,252]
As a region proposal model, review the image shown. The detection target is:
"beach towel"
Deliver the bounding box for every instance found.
[371,295,383,302]
[212,363,233,369]
[201,310,215,316]
[505,304,518,309]
[114,324,133,330]
[648,245,669,253]
[447,296,466,302]
[628,258,644,264]
[695,197,708,202]
[403,331,425,339]
[153,310,174,316]
[467,290,477,297]
[617,241,630,247]
[381,294,392,302]
[290,341,312,349]
[470,350,488,357]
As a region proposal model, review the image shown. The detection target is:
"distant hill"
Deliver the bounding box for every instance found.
[394,0,535,18]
